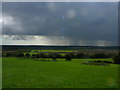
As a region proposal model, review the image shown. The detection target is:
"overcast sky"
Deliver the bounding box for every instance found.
[1,2,118,46]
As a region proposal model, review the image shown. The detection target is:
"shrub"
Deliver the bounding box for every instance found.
[55,53,62,58]
[47,53,52,58]
[6,52,11,57]
[35,54,40,58]
[68,53,75,58]
[91,53,108,58]
[2,52,8,57]
[16,53,24,57]
[11,53,17,57]
[47,53,57,60]
[65,53,72,61]
[113,55,120,64]
[32,54,36,58]
[47,53,57,58]
[25,53,30,58]
[40,53,46,58]
[76,53,86,58]
[2,53,5,57]
[106,53,115,58]
[27,50,31,52]
[52,56,56,61]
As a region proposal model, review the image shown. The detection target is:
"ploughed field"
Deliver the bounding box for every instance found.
[2,57,119,88]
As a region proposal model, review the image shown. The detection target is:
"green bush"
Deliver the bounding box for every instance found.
[76,53,87,58]
[35,54,40,58]
[25,53,30,58]
[65,53,72,61]
[40,53,46,58]
[16,53,24,57]
[91,53,109,58]
[2,53,6,57]
[32,54,36,58]
[68,53,75,58]
[6,52,11,57]
[50,53,62,58]
[113,55,120,64]
[52,56,56,61]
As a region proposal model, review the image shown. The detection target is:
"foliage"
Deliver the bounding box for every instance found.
[52,56,56,61]
[68,53,75,58]
[65,53,72,61]
[35,54,40,58]
[90,53,109,58]
[2,53,5,57]
[47,53,61,58]
[113,55,120,64]
[16,53,24,57]
[6,52,11,57]
[25,53,30,58]
[76,53,87,59]
[40,53,46,58]
[32,54,36,58]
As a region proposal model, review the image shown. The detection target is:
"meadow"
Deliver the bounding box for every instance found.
[2,57,119,88]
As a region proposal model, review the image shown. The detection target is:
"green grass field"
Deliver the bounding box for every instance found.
[2,57,119,88]
[32,50,77,52]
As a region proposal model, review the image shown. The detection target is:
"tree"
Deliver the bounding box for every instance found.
[54,53,62,58]
[6,52,11,57]
[47,53,53,58]
[2,53,5,57]
[68,53,75,58]
[91,53,108,58]
[113,55,120,64]
[35,54,40,58]
[52,55,57,61]
[10,53,17,57]
[65,53,72,61]
[40,53,46,58]
[32,54,36,58]
[16,53,24,57]
[25,53,30,58]
[76,53,86,58]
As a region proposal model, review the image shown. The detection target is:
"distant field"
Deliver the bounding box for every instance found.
[31,49,117,53]
[2,57,119,88]
[32,50,75,52]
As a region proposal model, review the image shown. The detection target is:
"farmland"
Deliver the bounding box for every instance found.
[2,45,120,88]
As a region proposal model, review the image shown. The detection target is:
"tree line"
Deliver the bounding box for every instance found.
[2,52,120,64]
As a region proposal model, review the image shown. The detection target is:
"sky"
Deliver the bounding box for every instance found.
[1,2,118,46]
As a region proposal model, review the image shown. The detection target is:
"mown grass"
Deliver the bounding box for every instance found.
[2,57,119,88]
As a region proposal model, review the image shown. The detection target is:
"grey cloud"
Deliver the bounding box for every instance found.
[2,35,71,45]
[2,2,118,46]
[2,35,116,46]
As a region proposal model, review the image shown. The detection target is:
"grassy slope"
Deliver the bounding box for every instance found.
[3,57,119,88]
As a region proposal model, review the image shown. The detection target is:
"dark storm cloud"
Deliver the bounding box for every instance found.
[2,2,118,45]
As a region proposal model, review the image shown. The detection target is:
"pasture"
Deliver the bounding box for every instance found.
[2,57,119,88]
